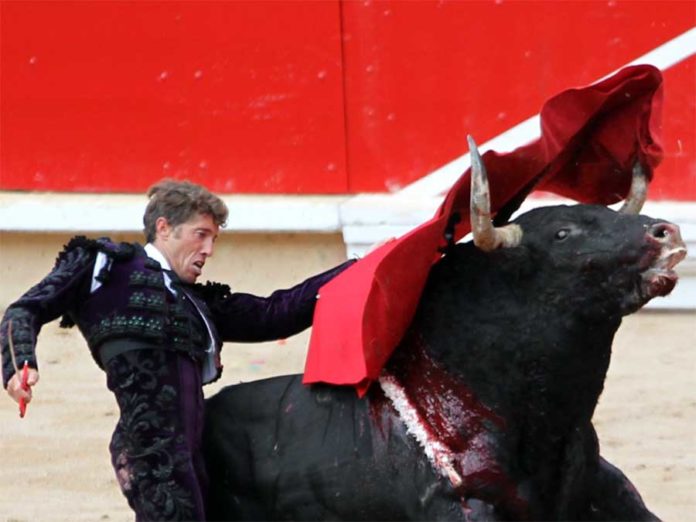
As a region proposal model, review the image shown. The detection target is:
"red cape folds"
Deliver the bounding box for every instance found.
[303,64,664,396]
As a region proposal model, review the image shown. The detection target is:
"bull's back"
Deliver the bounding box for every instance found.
[203,374,379,520]
[203,374,462,521]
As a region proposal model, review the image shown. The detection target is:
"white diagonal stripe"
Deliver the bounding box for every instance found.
[397,27,696,200]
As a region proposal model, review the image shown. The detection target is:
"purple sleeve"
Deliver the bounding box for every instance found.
[1,244,95,387]
[210,259,356,343]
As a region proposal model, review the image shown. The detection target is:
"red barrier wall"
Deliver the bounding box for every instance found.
[1,1,348,193]
[1,1,694,199]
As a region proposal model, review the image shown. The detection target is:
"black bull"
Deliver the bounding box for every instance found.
[203,203,686,521]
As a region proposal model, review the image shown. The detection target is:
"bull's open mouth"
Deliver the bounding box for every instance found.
[641,246,687,298]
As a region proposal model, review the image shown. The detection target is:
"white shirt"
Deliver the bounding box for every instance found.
[144,243,177,294]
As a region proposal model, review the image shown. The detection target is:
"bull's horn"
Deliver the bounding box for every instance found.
[468,135,522,251]
[618,160,648,215]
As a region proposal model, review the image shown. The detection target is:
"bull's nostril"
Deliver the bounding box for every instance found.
[648,223,680,241]
[656,228,667,239]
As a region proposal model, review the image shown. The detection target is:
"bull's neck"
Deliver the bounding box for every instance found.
[401,310,620,450]
[516,306,621,427]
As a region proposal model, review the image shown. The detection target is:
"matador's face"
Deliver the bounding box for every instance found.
[156,213,219,283]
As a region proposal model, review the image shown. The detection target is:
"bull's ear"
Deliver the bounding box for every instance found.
[618,161,647,215]
[468,135,523,251]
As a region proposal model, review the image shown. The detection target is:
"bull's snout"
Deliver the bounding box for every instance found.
[647,222,687,270]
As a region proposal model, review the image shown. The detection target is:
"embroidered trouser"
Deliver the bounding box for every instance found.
[105,349,208,521]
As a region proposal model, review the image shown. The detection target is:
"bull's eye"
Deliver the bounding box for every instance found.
[555,229,570,241]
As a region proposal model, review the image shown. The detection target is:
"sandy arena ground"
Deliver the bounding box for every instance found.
[0,311,694,521]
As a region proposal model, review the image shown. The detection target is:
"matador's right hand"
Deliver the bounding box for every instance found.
[6,367,39,405]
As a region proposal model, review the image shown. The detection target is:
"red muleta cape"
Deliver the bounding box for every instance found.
[304,64,664,396]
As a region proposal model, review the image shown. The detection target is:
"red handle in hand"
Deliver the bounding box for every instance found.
[19,361,29,418]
